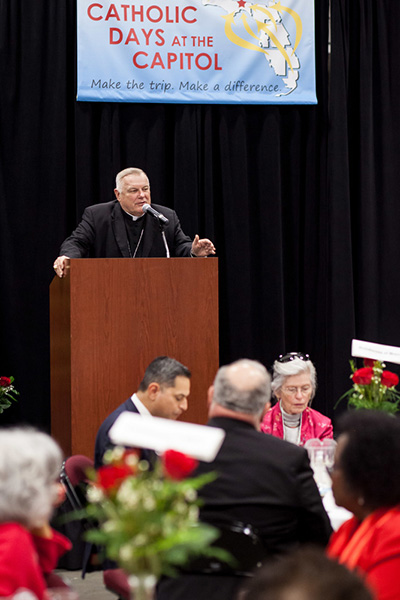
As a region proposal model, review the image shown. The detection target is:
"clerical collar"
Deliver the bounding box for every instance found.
[121,206,145,221]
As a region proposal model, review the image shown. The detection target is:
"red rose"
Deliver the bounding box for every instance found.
[96,464,135,491]
[352,367,373,385]
[363,358,375,367]
[0,377,11,387]
[162,450,198,481]
[381,371,399,388]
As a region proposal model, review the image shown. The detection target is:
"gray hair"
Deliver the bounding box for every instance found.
[271,357,317,400]
[115,168,149,192]
[0,428,63,528]
[213,359,271,416]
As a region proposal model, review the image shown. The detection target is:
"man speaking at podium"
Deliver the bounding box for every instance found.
[53,167,216,278]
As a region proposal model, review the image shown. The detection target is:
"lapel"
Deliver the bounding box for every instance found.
[111,202,130,257]
[124,398,139,413]
[142,447,158,468]
[126,399,158,467]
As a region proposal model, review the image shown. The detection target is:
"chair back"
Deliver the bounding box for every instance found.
[60,454,94,512]
[52,454,94,571]
[187,521,267,576]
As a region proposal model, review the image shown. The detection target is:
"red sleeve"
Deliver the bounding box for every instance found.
[32,529,72,574]
[366,554,400,600]
[363,516,400,600]
[0,523,47,599]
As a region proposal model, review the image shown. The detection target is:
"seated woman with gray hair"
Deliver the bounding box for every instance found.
[261,352,333,446]
[0,428,71,599]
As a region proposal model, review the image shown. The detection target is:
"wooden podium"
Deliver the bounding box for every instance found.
[50,258,219,457]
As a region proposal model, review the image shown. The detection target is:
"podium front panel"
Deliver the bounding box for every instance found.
[50,258,218,457]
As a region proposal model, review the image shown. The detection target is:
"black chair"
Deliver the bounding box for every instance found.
[61,455,94,508]
[52,454,95,571]
[156,521,268,600]
[186,520,266,576]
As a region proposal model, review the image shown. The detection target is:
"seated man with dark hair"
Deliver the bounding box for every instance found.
[94,356,191,468]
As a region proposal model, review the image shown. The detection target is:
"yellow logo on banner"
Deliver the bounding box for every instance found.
[222,2,302,74]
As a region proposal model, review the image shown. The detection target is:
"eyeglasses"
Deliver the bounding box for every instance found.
[282,385,312,396]
[277,352,310,363]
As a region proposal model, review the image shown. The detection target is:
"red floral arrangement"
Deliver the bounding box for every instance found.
[0,376,19,413]
[338,358,400,414]
[84,447,227,584]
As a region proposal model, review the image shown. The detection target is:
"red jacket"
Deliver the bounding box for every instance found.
[261,403,333,446]
[0,522,71,599]
[327,506,400,600]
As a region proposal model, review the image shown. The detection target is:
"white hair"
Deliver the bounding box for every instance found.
[0,428,63,528]
[213,359,271,416]
[115,167,148,192]
[271,357,317,400]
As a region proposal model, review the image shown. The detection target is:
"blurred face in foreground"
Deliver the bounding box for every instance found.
[330,434,359,513]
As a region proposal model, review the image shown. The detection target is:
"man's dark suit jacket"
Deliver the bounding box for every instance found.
[157,416,332,600]
[60,200,193,258]
[94,398,155,468]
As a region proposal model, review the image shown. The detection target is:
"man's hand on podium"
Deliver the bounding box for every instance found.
[53,255,70,278]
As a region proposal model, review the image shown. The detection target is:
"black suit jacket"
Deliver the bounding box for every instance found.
[196,417,332,550]
[157,417,332,600]
[94,398,155,468]
[60,201,193,258]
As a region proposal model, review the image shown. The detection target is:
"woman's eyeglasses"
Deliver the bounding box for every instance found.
[282,385,312,396]
[277,352,310,363]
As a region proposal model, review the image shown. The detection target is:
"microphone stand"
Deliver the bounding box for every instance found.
[159,220,170,258]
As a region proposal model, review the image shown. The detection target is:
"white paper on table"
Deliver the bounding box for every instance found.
[352,339,400,365]
[108,412,225,462]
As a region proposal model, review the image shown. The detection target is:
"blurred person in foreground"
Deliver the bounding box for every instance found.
[240,546,373,600]
[53,167,215,277]
[0,428,71,599]
[327,411,400,600]
[261,352,333,445]
[157,359,332,600]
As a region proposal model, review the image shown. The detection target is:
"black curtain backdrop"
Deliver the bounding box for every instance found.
[1,0,400,432]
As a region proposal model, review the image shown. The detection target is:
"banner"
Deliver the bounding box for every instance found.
[77,0,316,104]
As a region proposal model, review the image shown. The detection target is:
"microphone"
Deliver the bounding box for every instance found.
[142,203,169,225]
